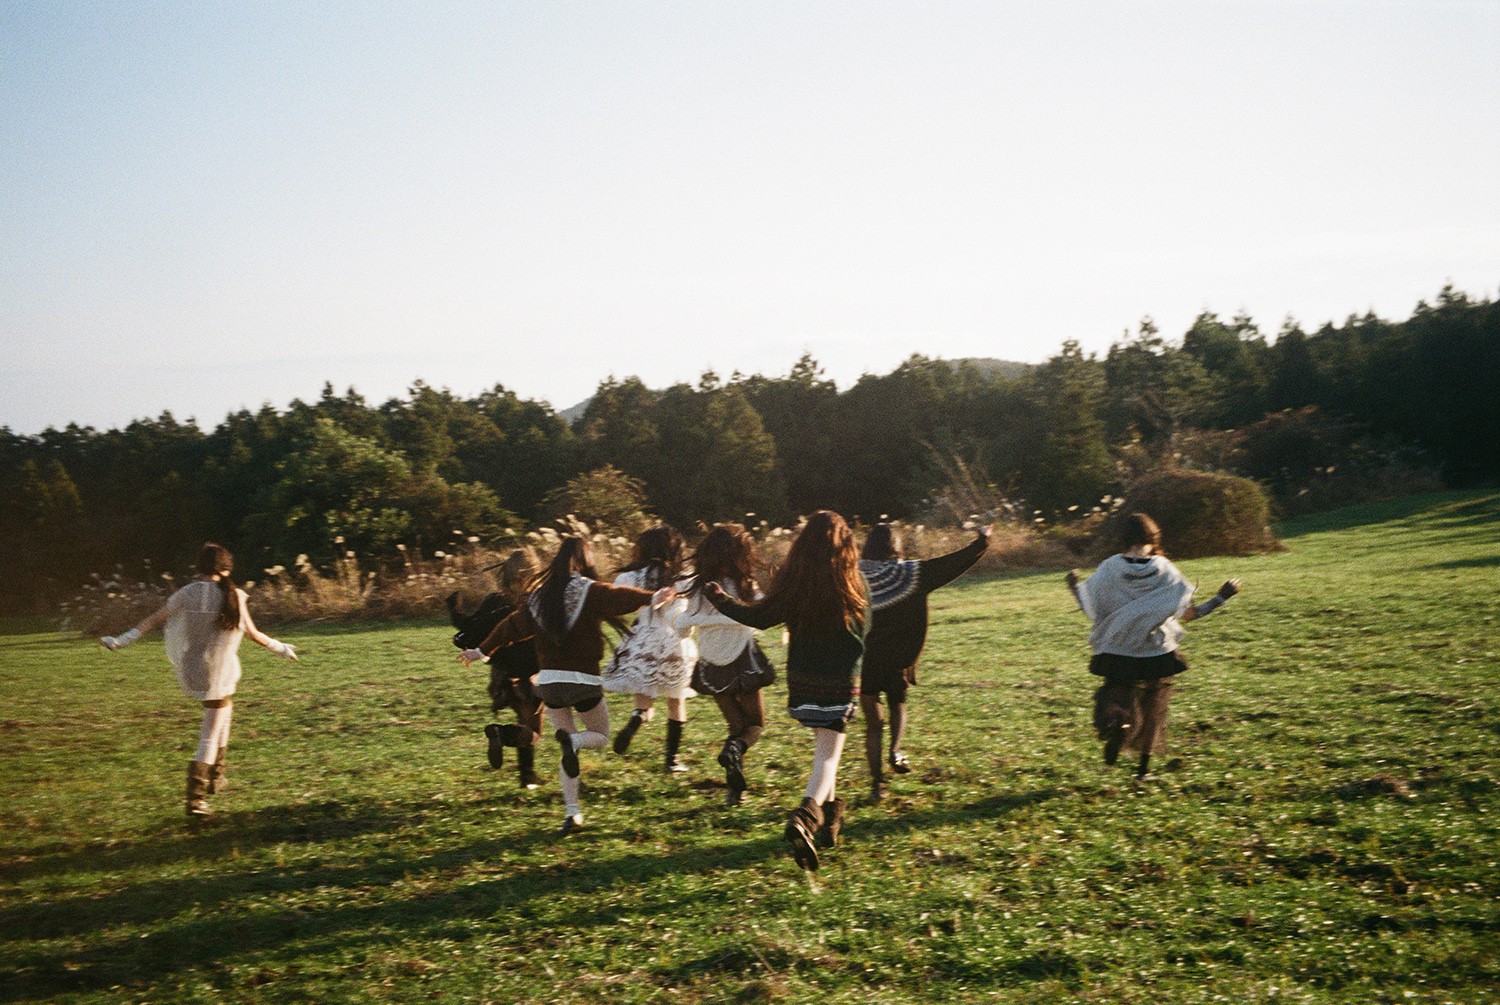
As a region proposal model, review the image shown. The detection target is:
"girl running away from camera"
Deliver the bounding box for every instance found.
[604,525,698,773]
[1066,512,1240,780]
[858,521,990,802]
[672,523,775,806]
[100,542,299,819]
[706,510,867,871]
[458,536,667,835]
[447,548,544,789]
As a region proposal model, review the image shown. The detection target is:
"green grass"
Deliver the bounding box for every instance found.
[2,491,1497,1004]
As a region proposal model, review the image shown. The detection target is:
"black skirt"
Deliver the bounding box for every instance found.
[1089,650,1188,682]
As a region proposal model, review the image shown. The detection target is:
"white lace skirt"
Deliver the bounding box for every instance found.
[600,622,698,699]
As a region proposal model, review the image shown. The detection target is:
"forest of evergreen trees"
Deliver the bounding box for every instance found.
[3,286,1496,613]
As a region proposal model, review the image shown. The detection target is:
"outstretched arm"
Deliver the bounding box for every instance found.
[704,582,786,630]
[242,606,298,660]
[99,602,171,650]
[1181,579,1240,622]
[917,527,992,593]
[1064,570,1086,613]
[460,605,537,666]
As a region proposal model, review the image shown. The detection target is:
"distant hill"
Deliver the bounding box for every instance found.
[948,357,1033,380]
[558,398,592,425]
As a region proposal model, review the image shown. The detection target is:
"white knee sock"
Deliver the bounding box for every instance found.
[559,769,582,820]
[573,730,608,751]
[804,729,846,803]
[195,705,231,763]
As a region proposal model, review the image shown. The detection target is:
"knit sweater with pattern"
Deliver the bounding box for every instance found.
[479,578,655,675]
[859,532,989,678]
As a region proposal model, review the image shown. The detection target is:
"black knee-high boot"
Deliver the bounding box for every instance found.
[516,744,541,789]
[665,719,687,773]
[613,709,645,755]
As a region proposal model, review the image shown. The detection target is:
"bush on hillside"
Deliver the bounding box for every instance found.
[1110,469,1280,558]
[1232,407,1444,516]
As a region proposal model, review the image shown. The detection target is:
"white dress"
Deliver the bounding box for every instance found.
[599,570,698,698]
[163,580,246,701]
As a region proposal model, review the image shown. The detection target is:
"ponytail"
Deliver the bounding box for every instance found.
[196,542,242,631]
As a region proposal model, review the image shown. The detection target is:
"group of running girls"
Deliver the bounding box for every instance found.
[100,511,1238,871]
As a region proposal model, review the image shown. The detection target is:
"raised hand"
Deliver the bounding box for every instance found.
[1218,579,1241,600]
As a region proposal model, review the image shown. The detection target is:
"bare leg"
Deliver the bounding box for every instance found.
[887,699,910,771]
[860,695,885,799]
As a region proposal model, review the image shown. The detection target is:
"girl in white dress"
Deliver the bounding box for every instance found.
[101,542,298,818]
[672,523,774,806]
[604,525,698,772]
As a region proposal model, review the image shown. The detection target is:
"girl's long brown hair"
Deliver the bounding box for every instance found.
[685,523,758,601]
[527,537,601,642]
[617,524,685,590]
[761,510,865,636]
[196,542,242,631]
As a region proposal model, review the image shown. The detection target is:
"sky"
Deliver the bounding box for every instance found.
[2,0,1497,435]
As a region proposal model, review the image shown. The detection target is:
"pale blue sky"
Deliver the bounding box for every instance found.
[3,1,1496,433]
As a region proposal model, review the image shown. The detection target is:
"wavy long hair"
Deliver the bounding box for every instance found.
[616,524,685,590]
[196,542,242,631]
[527,537,601,642]
[685,523,758,601]
[761,510,865,636]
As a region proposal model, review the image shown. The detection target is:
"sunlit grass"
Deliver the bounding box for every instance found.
[1,491,1496,1004]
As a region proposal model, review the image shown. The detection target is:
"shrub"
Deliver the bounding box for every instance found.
[1112,469,1280,558]
[538,466,652,541]
[1233,408,1444,516]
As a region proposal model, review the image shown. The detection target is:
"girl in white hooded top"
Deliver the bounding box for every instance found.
[1067,512,1239,780]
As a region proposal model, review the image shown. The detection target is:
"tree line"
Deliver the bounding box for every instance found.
[3,285,1496,613]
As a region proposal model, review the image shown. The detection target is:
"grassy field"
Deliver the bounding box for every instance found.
[1,492,1496,1004]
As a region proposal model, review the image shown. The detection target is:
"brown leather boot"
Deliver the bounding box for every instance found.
[186,761,214,818]
[208,746,228,795]
[817,798,845,849]
[784,797,824,871]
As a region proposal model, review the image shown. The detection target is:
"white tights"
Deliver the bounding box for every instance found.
[194,700,233,763]
[547,701,611,820]
[803,727,846,804]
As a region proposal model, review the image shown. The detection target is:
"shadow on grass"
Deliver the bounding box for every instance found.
[1423,555,1500,570]
[0,798,445,885]
[1275,491,1500,541]
[0,784,1063,1002]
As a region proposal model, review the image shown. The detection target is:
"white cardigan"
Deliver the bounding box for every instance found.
[670,581,760,665]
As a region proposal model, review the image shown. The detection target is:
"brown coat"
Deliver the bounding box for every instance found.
[479,580,654,675]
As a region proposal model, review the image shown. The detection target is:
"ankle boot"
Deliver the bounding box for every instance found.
[208,746,228,795]
[613,710,645,755]
[817,798,845,849]
[718,738,747,793]
[186,761,214,818]
[664,719,687,773]
[784,797,824,871]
